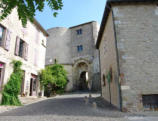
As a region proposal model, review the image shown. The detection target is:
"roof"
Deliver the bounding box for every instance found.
[96,0,158,49]
[69,21,96,29]
[47,21,97,31]
[33,18,49,37]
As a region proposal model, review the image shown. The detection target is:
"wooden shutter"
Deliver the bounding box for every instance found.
[15,36,20,56]
[23,43,28,60]
[4,29,11,51]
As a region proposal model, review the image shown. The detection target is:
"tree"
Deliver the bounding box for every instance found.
[40,61,67,97]
[1,60,23,106]
[0,0,63,27]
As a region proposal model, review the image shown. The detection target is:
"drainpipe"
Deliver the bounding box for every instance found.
[111,8,123,111]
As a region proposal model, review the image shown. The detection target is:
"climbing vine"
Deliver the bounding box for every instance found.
[106,68,112,83]
[1,60,23,106]
[106,68,113,104]
[39,60,68,97]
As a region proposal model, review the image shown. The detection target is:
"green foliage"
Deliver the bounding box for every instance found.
[106,69,112,83]
[40,62,67,97]
[1,60,23,106]
[40,66,54,88]
[106,73,111,83]
[0,0,63,27]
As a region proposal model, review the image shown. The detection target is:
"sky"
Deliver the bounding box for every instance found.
[35,0,107,30]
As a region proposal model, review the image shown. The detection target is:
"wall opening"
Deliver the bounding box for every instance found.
[74,61,90,91]
[142,94,158,111]
[0,62,5,91]
[29,74,37,96]
[78,71,89,91]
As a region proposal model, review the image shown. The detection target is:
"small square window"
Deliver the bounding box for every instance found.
[142,94,158,110]
[76,29,82,35]
[77,45,83,52]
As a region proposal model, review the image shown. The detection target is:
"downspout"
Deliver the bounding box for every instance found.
[111,7,123,111]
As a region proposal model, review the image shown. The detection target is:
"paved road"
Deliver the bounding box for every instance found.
[0,93,158,121]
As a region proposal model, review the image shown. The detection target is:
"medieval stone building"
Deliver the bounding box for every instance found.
[46,21,100,92]
[96,0,158,112]
[0,9,48,102]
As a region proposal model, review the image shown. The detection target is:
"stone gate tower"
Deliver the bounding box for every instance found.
[46,21,100,92]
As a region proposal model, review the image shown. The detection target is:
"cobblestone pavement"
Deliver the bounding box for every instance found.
[0,96,47,114]
[0,93,157,121]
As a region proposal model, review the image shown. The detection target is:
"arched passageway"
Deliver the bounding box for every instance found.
[73,61,91,91]
[78,71,88,91]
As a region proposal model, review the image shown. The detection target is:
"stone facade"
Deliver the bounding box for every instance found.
[0,9,48,102]
[46,21,100,92]
[99,11,120,109]
[97,1,158,112]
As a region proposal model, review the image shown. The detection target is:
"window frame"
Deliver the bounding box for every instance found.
[0,24,6,48]
[76,29,82,35]
[15,37,28,60]
[19,39,25,57]
[77,45,83,52]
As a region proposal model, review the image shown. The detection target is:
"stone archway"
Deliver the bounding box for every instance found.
[73,60,92,91]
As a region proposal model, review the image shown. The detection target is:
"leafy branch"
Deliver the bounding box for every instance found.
[0,0,63,27]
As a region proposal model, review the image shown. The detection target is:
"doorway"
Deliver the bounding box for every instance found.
[0,62,4,91]
[78,71,89,91]
[20,70,25,96]
[29,74,37,96]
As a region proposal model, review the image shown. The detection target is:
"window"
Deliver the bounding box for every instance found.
[77,45,83,52]
[15,37,28,60]
[0,25,5,47]
[19,39,24,57]
[76,29,82,35]
[142,94,158,111]
[0,25,11,51]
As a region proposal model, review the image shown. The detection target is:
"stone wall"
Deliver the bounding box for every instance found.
[46,22,101,92]
[99,11,120,108]
[71,22,100,91]
[46,27,72,65]
[63,65,73,92]
[71,23,94,61]
[112,4,158,111]
[46,27,73,91]
[0,9,47,98]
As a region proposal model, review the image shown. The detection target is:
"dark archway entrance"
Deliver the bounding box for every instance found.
[73,60,91,91]
[78,71,88,91]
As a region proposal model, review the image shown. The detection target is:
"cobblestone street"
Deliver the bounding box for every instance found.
[0,93,157,121]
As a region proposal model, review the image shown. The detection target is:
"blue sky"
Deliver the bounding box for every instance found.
[35,0,107,30]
